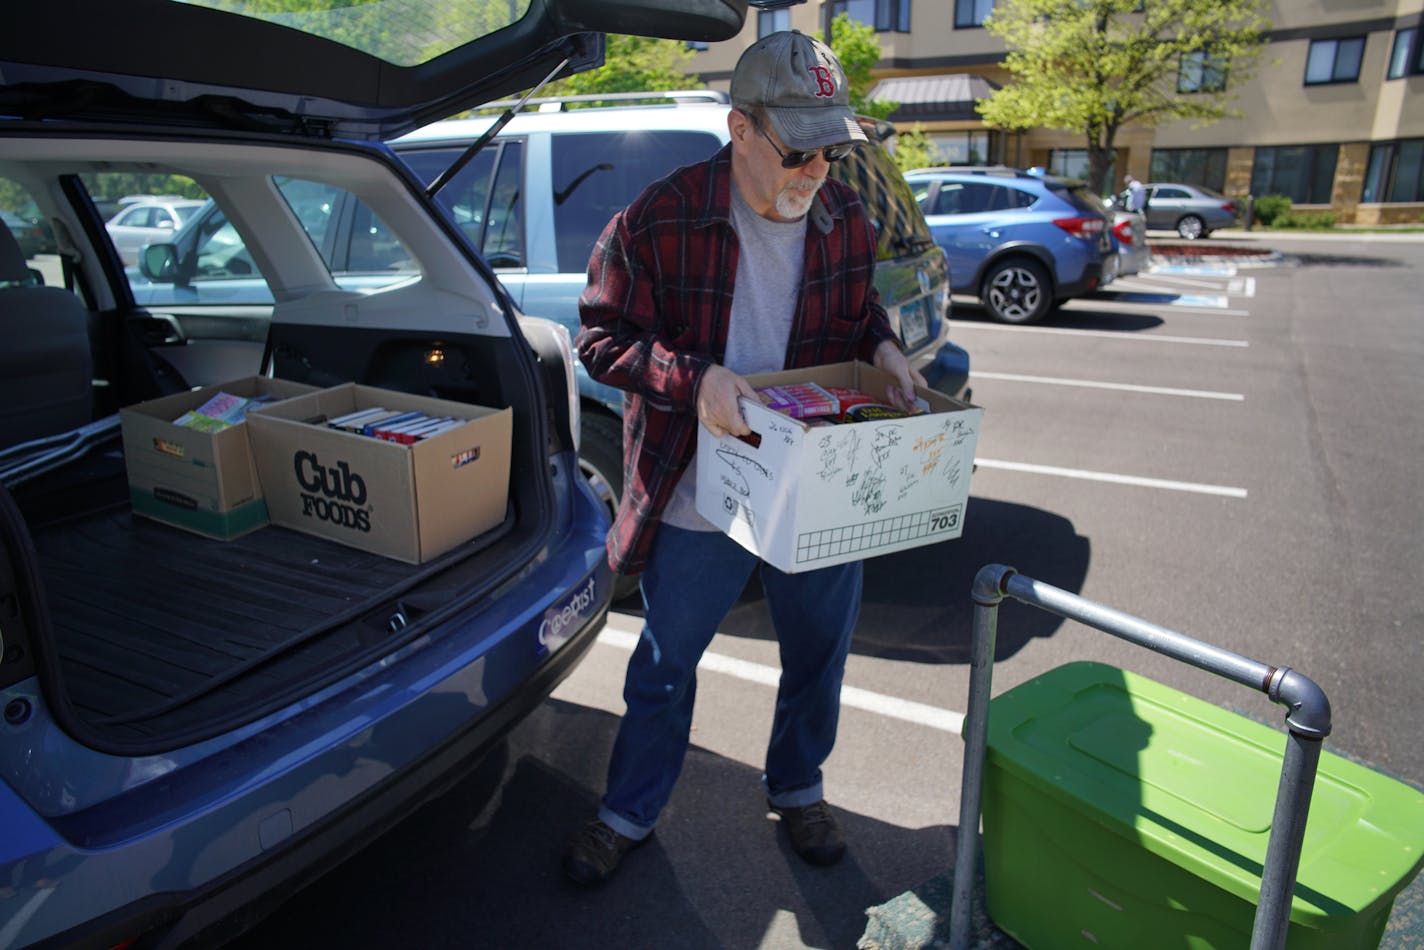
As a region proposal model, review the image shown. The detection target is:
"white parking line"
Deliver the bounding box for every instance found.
[971,372,1244,401]
[975,458,1249,498]
[953,323,1249,348]
[1068,297,1252,316]
[597,618,967,734]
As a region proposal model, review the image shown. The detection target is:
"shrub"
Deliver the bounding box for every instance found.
[1272,210,1338,230]
[1251,193,1292,226]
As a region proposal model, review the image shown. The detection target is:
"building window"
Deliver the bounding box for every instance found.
[1363,139,1424,203]
[1049,149,1113,185]
[955,0,993,29]
[1150,148,1229,193]
[1251,144,1338,204]
[1387,28,1418,79]
[1179,50,1228,93]
[921,131,996,165]
[832,0,910,32]
[1304,37,1365,85]
[757,8,790,38]
[684,40,709,52]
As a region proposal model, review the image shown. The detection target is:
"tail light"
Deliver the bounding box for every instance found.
[1222,202,1238,215]
[1053,216,1105,239]
[1112,220,1135,245]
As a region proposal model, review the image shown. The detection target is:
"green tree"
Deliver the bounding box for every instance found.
[890,124,937,174]
[978,0,1269,194]
[539,34,700,104]
[825,14,897,120]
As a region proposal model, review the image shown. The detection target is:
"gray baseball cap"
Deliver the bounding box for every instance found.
[730,30,866,151]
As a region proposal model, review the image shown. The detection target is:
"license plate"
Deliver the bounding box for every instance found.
[899,298,930,350]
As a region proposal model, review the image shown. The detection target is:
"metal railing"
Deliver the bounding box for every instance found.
[950,564,1332,950]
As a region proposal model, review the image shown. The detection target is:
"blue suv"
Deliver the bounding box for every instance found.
[904,166,1113,324]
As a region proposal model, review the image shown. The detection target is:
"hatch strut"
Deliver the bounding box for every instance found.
[425,55,572,200]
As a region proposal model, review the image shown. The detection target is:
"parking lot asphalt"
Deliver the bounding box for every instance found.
[229,233,1424,949]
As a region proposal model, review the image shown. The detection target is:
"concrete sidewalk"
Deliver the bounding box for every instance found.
[1150,227,1424,243]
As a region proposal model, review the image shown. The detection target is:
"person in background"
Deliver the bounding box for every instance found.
[1125,173,1148,213]
[564,29,924,886]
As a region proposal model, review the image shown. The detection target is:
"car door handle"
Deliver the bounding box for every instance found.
[134,313,185,345]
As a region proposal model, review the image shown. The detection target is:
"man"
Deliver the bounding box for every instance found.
[1125,174,1147,213]
[565,30,924,885]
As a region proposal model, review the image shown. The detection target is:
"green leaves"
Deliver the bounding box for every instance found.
[978,0,1269,192]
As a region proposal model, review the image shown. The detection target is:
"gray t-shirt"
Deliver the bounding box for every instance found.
[660,182,807,531]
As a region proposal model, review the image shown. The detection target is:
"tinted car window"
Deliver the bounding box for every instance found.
[401,141,525,266]
[829,141,935,259]
[550,130,718,272]
[1156,187,1191,199]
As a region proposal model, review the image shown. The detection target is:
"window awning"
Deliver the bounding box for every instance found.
[869,74,1000,123]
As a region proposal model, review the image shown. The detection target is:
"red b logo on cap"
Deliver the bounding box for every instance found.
[808,65,836,98]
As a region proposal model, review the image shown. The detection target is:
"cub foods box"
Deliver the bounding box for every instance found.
[120,376,318,540]
[246,383,512,564]
[695,361,982,572]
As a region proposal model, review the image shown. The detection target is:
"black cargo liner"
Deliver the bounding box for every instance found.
[30,503,513,748]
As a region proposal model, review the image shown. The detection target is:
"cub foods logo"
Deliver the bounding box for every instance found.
[293,450,371,532]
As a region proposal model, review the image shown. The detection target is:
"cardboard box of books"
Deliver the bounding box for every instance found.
[694,361,982,573]
[120,376,319,540]
[245,383,512,564]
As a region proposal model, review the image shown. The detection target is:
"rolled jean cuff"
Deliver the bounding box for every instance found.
[763,775,823,809]
[598,805,654,842]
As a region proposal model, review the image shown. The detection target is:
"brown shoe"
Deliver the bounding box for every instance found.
[562,819,649,885]
[769,799,846,866]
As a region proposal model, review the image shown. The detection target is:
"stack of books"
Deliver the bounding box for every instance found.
[173,392,275,432]
[325,407,467,445]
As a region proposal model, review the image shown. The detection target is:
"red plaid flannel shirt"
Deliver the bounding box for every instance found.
[577,144,898,575]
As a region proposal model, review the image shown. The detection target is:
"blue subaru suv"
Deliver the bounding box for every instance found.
[904,166,1113,324]
[0,0,749,946]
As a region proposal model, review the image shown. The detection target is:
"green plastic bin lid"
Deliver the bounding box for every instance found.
[984,662,1424,920]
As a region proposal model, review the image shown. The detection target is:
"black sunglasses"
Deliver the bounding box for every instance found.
[752,120,856,169]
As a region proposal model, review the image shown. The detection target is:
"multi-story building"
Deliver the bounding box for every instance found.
[688,1,1423,223]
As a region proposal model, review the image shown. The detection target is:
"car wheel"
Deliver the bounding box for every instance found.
[578,412,640,602]
[982,258,1052,324]
[1176,215,1206,240]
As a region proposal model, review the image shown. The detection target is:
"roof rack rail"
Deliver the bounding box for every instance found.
[483,89,730,112]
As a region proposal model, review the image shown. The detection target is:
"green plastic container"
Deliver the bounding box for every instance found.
[981,662,1424,948]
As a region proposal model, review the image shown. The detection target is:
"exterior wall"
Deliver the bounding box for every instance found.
[685,0,1422,218]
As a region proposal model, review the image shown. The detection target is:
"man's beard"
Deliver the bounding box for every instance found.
[775,178,823,219]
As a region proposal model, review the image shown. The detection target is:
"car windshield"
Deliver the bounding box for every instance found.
[183,0,533,66]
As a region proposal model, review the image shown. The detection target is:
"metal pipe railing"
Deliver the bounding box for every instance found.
[950,564,1332,950]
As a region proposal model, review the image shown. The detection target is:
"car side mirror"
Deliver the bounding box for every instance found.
[139,242,180,282]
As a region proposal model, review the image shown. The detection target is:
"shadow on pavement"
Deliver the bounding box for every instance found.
[1283,251,1406,268]
[952,300,1166,332]
[227,701,958,950]
[711,497,1090,665]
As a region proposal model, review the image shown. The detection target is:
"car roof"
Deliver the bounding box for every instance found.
[395,96,735,147]
[0,0,748,141]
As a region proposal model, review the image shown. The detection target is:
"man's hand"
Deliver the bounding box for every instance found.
[873,340,928,412]
[697,364,758,439]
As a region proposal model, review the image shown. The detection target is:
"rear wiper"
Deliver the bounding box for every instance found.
[424,56,571,201]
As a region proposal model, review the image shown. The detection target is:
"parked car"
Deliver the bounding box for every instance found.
[1107,206,1152,278]
[137,91,972,600]
[904,166,1113,324]
[1138,182,1241,239]
[0,0,745,945]
[103,196,206,263]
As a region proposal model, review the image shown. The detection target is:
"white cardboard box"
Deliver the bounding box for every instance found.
[695,361,982,573]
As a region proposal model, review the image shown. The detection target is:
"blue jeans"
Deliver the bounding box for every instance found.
[597,525,863,840]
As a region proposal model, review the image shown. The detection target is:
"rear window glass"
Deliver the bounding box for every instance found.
[550,130,719,272]
[1059,184,1108,216]
[831,142,935,260]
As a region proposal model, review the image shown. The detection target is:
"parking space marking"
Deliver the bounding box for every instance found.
[953,323,1249,348]
[971,371,1244,401]
[597,618,967,734]
[975,458,1249,498]
[1148,263,1238,277]
[1067,297,1251,316]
